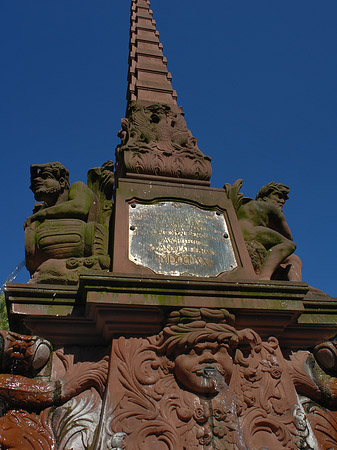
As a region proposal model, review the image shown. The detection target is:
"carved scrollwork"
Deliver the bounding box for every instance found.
[46,388,102,450]
[103,308,325,449]
[302,400,337,450]
[115,102,212,181]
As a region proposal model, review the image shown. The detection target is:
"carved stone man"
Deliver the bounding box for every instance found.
[26,162,93,227]
[25,161,113,284]
[237,182,302,280]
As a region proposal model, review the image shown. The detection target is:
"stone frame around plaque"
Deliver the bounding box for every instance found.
[128,201,238,278]
[111,178,256,280]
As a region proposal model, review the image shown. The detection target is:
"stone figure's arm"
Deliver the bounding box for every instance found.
[269,208,293,240]
[0,356,108,409]
[29,182,93,224]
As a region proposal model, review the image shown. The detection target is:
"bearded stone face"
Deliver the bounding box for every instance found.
[173,341,234,394]
[266,191,287,211]
[31,169,63,204]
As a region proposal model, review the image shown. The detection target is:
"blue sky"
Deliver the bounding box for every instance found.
[1,0,336,295]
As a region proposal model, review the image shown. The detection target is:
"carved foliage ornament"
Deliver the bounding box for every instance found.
[105,308,328,450]
[2,317,337,448]
[116,102,212,181]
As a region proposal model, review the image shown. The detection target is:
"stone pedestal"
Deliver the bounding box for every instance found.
[5,277,337,449]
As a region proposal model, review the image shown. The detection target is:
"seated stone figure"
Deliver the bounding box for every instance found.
[226,180,302,281]
[25,161,113,284]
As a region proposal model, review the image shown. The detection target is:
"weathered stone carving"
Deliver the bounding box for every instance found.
[103,307,337,449]
[0,330,108,450]
[225,179,302,280]
[287,344,337,449]
[25,161,114,284]
[0,329,51,378]
[115,102,212,181]
[313,340,337,376]
[3,319,337,449]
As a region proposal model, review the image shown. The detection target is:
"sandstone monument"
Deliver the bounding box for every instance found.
[3,1,337,449]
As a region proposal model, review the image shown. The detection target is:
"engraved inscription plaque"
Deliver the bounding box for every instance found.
[129,202,237,277]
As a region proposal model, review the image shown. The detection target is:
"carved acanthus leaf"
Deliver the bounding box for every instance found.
[116,102,212,181]
[46,389,102,450]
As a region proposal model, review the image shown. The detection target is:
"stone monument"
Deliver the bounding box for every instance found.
[4,1,337,449]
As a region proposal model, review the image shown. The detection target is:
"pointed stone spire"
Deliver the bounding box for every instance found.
[127,0,177,108]
[116,0,212,184]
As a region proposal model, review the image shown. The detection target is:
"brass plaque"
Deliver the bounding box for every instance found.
[129,202,237,277]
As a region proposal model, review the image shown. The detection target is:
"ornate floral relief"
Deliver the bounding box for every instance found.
[108,337,183,449]
[286,350,323,406]
[301,399,337,450]
[46,388,102,450]
[104,308,327,450]
[115,102,212,181]
[286,347,337,449]
[5,316,337,449]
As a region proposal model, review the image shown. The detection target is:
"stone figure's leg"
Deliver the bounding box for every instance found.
[280,253,302,281]
[252,226,296,280]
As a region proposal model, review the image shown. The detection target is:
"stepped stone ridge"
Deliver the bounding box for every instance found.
[127,0,178,107]
[115,0,212,183]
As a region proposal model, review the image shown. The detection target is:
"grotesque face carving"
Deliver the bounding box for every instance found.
[174,341,234,394]
[1,331,51,376]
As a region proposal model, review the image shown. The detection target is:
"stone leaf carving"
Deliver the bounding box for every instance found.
[287,344,337,449]
[25,161,114,285]
[104,308,321,450]
[46,388,102,450]
[116,102,212,181]
[302,400,337,450]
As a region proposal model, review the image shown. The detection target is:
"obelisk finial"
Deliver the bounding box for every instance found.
[127,0,177,108]
[116,0,212,184]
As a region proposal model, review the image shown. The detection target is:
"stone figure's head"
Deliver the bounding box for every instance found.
[30,162,70,205]
[0,330,51,377]
[159,308,239,395]
[256,182,290,211]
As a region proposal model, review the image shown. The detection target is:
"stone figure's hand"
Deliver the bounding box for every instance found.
[25,210,46,228]
[24,217,32,228]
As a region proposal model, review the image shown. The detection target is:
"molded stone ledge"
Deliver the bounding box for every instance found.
[5,276,337,348]
[79,272,310,301]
